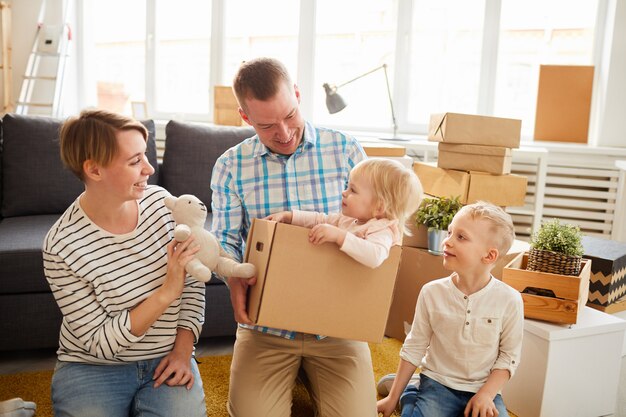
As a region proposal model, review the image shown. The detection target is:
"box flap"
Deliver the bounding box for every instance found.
[427,113,447,141]
[245,218,277,323]
[363,143,407,157]
[467,172,528,207]
[412,162,469,202]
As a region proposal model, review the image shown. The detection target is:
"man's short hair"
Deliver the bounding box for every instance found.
[232,57,293,111]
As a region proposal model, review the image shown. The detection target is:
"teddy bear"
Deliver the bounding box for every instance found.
[164,194,256,282]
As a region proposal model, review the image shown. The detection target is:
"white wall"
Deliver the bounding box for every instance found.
[595,0,626,148]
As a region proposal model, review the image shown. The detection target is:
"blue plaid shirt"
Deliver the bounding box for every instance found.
[210,121,366,339]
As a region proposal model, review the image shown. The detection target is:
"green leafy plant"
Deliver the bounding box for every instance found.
[530,219,584,257]
[415,196,463,231]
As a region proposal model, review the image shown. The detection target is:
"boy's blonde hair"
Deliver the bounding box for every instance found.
[60,109,148,181]
[350,158,423,235]
[457,201,515,257]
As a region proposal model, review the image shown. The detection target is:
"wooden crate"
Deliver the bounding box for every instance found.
[502,252,591,324]
[214,86,245,126]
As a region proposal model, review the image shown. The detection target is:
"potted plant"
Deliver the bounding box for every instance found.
[527,218,584,276]
[415,196,463,255]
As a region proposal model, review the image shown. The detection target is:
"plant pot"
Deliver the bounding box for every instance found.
[527,248,582,276]
[427,228,447,255]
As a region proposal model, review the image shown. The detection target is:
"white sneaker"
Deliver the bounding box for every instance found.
[376,373,421,397]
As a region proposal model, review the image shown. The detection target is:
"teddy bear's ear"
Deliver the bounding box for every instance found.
[164,196,177,210]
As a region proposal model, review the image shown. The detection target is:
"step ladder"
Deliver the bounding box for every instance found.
[0,1,12,114]
[16,0,70,118]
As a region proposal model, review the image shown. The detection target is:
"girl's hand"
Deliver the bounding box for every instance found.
[265,211,293,224]
[309,224,346,246]
[464,392,499,417]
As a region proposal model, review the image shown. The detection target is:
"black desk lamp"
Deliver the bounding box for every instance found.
[323,63,398,137]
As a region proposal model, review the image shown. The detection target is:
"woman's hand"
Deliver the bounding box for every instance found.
[160,237,199,303]
[376,397,397,417]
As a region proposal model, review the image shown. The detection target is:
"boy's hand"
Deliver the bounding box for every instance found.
[464,392,499,417]
[309,224,346,246]
[265,211,293,223]
[376,397,397,417]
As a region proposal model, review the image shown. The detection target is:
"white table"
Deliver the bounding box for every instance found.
[503,306,626,417]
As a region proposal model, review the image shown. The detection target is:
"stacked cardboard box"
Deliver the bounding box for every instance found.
[422,112,527,206]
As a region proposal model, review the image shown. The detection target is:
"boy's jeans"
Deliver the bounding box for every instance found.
[399,373,509,417]
[51,357,207,417]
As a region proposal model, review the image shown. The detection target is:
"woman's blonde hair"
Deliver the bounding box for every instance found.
[457,201,516,257]
[350,158,423,235]
[60,109,148,181]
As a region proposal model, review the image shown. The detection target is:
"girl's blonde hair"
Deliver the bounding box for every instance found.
[350,158,423,235]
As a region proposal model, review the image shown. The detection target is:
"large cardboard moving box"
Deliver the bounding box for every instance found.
[385,247,448,341]
[413,162,528,207]
[428,112,521,148]
[245,219,402,343]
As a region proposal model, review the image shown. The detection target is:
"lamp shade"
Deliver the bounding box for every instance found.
[323,83,347,114]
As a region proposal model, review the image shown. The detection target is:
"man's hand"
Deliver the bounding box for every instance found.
[265,211,293,224]
[227,276,257,325]
[309,224,346,246]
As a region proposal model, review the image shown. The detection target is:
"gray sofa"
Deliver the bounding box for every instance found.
[0,113,255,351]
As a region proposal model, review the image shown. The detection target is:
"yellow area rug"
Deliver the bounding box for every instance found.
[0,338,516,416]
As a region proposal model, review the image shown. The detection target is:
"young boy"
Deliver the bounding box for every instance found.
[377,201,524,417]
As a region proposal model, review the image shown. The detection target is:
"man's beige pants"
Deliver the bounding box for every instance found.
[227,327,377,417]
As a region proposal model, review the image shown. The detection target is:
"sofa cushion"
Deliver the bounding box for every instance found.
[162,121,254,209]
[0,214,61,294]
[0,114,158,217]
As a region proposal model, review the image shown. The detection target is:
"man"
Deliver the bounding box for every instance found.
[210,57,377,417]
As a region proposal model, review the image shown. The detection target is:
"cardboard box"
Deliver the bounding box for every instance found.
[582,236,626,310]
[245,219,402,343]
[385,247,448,341]
[503,252,591,325]
[402,212,428,249]
[428,112,521,148]
[214,86,245,126]
[413,162,528,207]
[363,143,407,157]
[437,143,512,175]
[385,241,529,341]
[534,65,594,144]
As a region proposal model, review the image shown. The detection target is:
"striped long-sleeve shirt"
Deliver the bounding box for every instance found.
[210,121,366,339]
[43,185,205,364]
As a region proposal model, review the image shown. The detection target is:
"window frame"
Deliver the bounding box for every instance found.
[77,0,608,139]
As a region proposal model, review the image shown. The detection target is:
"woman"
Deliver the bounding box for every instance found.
[43,109,207,417]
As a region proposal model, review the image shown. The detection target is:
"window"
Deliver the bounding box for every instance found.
[406,0,486,130]
[312,0,397,134]
[221,0,300,85]
[80,0,603,139]
[494,0,598,136]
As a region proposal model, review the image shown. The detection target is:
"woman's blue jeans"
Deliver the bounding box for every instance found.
[51,357,207,417]
[399,374,509,417]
